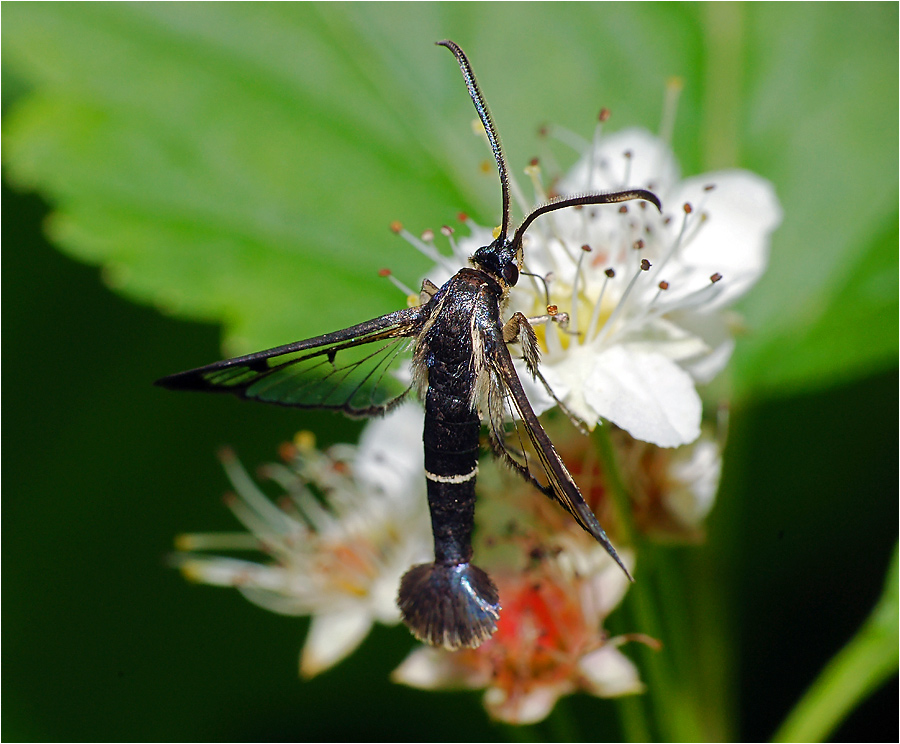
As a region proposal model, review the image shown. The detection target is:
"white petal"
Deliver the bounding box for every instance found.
[484,683,570,725]
[571,547,635,622]
[664,438,722,527]
[561,128,681,194]
[541,346,603,427]
[355,403,424,500]
[514,357,558,417]
[579,645,644,697]
[620,316,711,364]
[670,310,735,383]
[583,347,702,447]
[669,170,782,306]
[391,647,489,690]
[300,610,374,677]
[592,549,636,616]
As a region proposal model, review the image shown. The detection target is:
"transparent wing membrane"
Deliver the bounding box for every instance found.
[156,306,425,417]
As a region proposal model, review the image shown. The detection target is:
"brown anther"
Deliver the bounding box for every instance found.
[618,205,629,214]
[389,220,403,234]
[421,229,434,242]
[277,442,297,462]
[573,204,584,211]
[633,239,645,250]
[217,446,236,463]
[663,216,672,225]
[640,259,652,271]
[440,225,454,237]
[547,305,559,316]
[378,268,391,277]
[683,202,693,214]
[598,107,611,122]
[581,244,592,253]
[623,150,633,159]
[479,160,492,174]
[538,125,549,138]
[457,212,469,222]
[605,268,616,278]
[529,157,540,167]
[704,184,716,192]
[710,272,723,283]
[658,281,669,290]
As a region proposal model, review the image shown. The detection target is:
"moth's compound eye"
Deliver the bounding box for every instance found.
[502,263,519,286]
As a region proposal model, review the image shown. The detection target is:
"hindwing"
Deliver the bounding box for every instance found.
[480,322,633,580]
[156,305,428,417]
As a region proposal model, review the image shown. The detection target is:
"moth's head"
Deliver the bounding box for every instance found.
[472,237,521,287]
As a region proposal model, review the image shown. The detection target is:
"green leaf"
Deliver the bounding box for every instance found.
[731,3,898,398]
[5,4,895,390]
[773,544,898,743]
[1,3,700,354]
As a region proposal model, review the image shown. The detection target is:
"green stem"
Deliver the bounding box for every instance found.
[615,695,652,742]
[593,425,711,742]
[772,544,899,743]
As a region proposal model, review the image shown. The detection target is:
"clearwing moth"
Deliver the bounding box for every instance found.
[157,40,661,649]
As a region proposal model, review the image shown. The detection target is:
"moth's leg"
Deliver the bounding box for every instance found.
[502,312,540,377]
[504,312,588,435]
[525,309,570,330]
[419,278,439,305]
[532,367,590,435]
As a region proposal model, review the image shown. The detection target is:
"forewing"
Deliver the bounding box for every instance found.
[156,306,426,417]
[485,330,632,579]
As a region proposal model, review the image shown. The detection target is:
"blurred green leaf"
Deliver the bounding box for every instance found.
[731,3,898,397]
[5,4,896,393]
[5,4,894,390]
[1,3,698,353]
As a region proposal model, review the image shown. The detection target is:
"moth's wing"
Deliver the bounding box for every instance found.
[155,305,427,417]
[484,330,633,580]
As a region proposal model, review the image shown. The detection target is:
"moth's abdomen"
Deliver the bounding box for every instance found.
[397,561,500,650]
[399,304,501,648]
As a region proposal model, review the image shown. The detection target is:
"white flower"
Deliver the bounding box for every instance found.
[174,404,431,677]
[392,547,646,725]
[400,125,781,448]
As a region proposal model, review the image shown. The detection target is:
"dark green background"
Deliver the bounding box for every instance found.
[3,3,897,741]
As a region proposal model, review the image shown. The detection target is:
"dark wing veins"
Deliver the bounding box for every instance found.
[156,304,429,417]
[481,323,633,580]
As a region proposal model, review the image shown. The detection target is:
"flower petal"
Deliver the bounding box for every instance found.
[664,437,722,527]
[300,609,375,678]
[391,646,490,690]
[668,170,782,306]
[484,682,571,725]
[561,128,681,194]
[355,403,425,500]
[583,346,702,447]
[579,645,644,697]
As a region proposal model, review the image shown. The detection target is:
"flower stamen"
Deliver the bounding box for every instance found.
[585,267,616,342]
[594,259,652,344]
[391,221,457,272]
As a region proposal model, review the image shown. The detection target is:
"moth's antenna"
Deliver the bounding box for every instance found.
[437,40,511,242]
[511,189,662,250]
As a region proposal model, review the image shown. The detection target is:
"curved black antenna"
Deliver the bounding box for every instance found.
[437,40,511,242]
[511,189,662,250]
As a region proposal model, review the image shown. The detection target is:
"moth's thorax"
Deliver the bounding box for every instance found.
[411,267,505,401]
